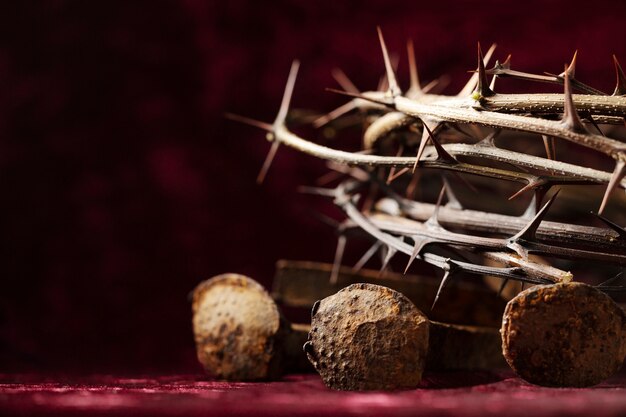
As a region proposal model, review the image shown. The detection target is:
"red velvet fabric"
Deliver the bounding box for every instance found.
[3,372,626,417]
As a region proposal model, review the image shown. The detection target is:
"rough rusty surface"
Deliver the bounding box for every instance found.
[305,283,430,391]
[192,274,282,381]
[273,260,506,327]
[501,282,626,387]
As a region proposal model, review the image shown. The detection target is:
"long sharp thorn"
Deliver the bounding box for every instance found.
[297,185,337,197]
[542,135,556,160]
[509,179,549,202]
[353,241,383,272]
[224,112,273,131]
[312,101,358,128]
[475,42,495,97]
[477,129,502,147]
[425,123,457,163]
[275,60,300,125]
[330,234,347,285]
[501,54,512,69]
[511,189,561,242]
[599,160,626,214]
[407,39,421,97]
[443,176,463,209]
[593,212,626,240]
[612,55,626,96]
[331,68,360,94]
[559,50,578,78]
[256,140,280,184]
[459,43,496,97]
[387,167,410,183]
[404,237,433,274]
[379,241,401,276]
[406,170,420,199]
[521,194,538,219]
[325,88,393,107]
[561,65,588,134]
[509,181,537,201]
[489,74,497,92]
[426,184,447,228]
[598,271,624,288]
[432,262,455,310]
[583,112,604,136]
[377,27,401,97]
[413,127,431,171]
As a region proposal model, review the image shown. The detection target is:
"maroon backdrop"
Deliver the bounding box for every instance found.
[0,0,625,374]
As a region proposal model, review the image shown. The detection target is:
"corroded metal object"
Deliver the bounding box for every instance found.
[305,283,429,390]
[501,282,626,387]
[192,274,310,381]
[305,283,505,391]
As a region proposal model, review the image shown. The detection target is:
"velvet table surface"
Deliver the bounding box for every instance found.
[2,372,626,417]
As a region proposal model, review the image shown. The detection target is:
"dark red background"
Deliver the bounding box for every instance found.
[0,0,625,375]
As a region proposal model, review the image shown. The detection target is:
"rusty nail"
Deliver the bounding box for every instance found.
[192,273,311,381]
[501,281,626,387]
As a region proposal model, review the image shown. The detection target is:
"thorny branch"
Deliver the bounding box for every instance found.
[228,28,626,300]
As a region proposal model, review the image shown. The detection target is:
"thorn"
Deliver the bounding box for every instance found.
[593,212,626,240]
[404,236,434,274]
[386,145,406,184]
[275,60,300,126]
[477,129,502,147]
[521,194,538,219]
[377,27,401,97]
[489,74,497,92]
[612,55,626,96]
[330,234,347,285]
[501,54,512,69]
[406,39,421,97]
[331,68,360,94]
[387,167,410,184]
[559,50,578,78]
[414,122,451,170]
[459,43,496,97]
[353,241,383,272]
[541,135,556,160]
[256,140,280,184]
[297,185,337,197]
[432,260,457,310]
[406,170,421,200]
[224,112,273,131]
[508,178,548,201]
[379,244,399,276]
[475,42,495,97]
[580,112,605,136]
[426,123,457,163]
[561,65,588,134]
[325,88,393,107]
[598,271,624,288]
[423,74,451,94]
[497,279,509,297]
[443,176,463,209]
[426,184,447,228]
[599,160,626,214]
[510,189,561,242]
[312,101,358,128]
[413,126,431,171]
